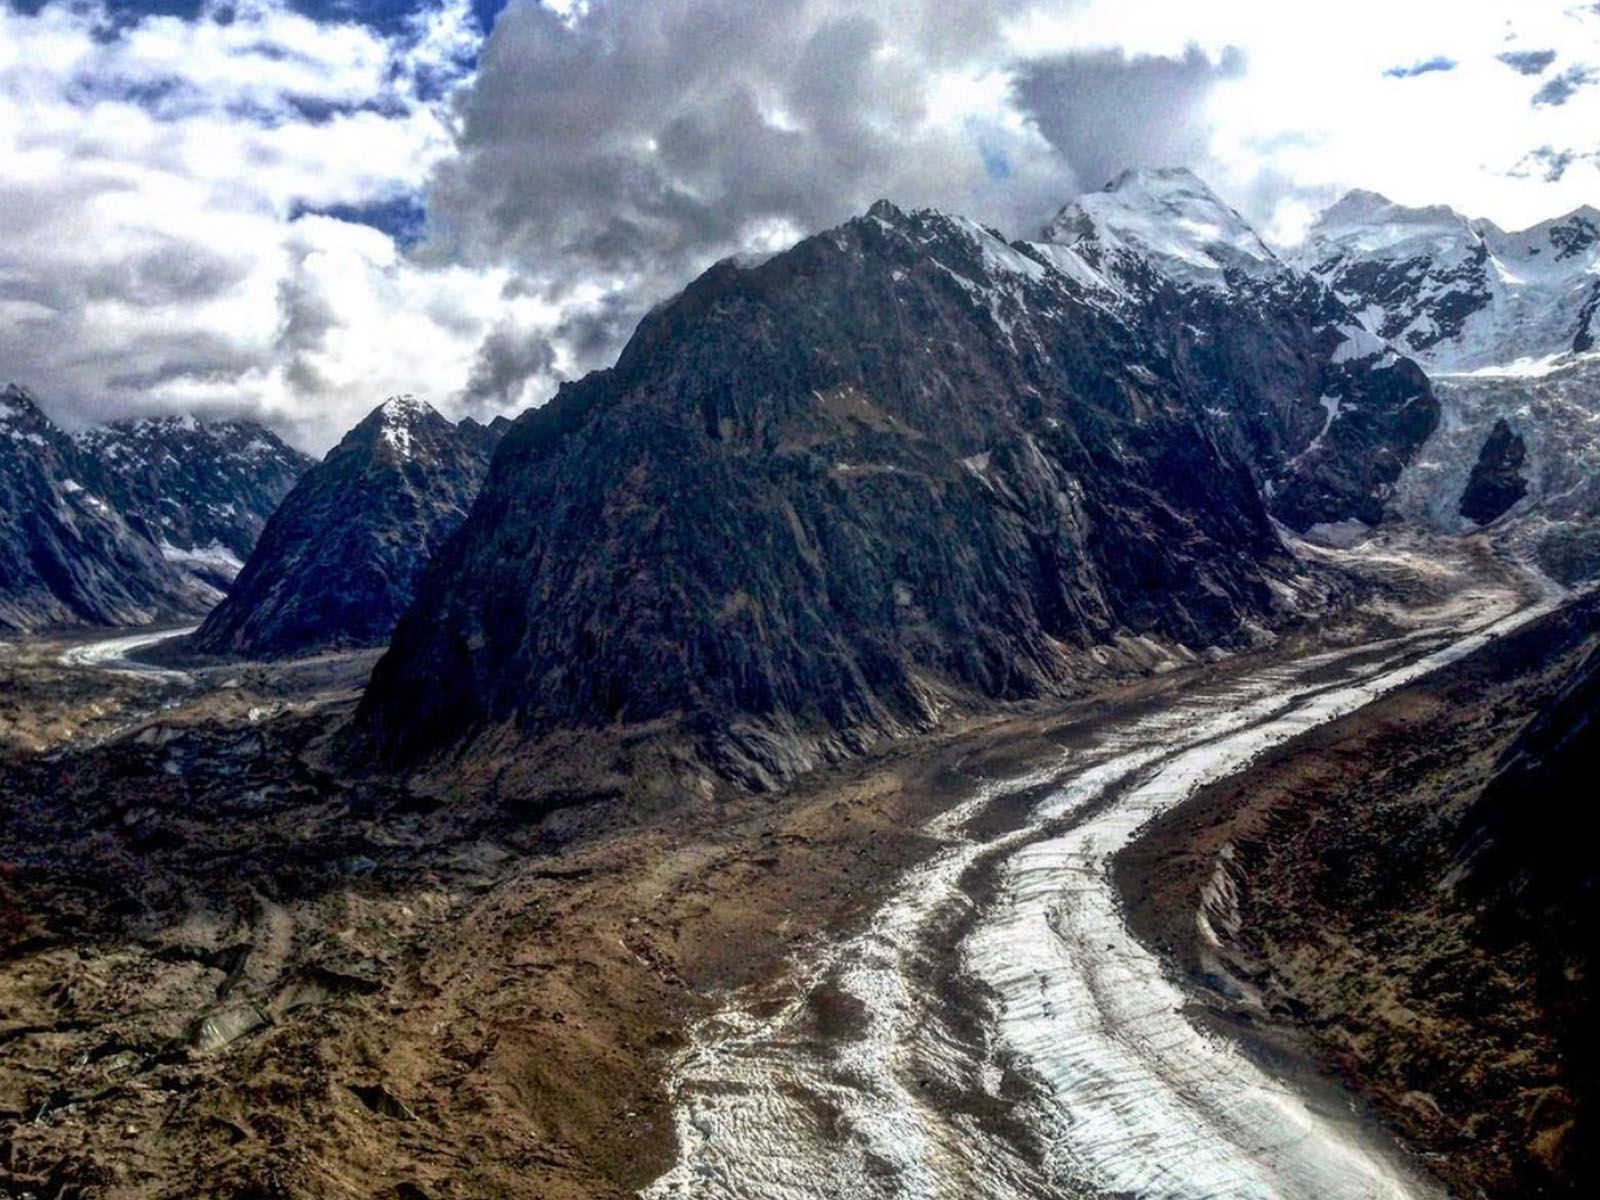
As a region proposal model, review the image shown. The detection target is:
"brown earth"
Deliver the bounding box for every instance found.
[1118,588,1600,1200]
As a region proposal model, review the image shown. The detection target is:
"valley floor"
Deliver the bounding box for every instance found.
[0,534,1574,1198]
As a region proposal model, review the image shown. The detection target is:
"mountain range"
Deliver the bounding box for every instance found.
[0,385,311,632]
[7,168,1596,712]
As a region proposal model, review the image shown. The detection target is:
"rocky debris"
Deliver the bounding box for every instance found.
[1458,418,1529,526]
[357,191,1439,781]
[188,397,507,660]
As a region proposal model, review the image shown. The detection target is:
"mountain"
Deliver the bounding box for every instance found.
[1298,191,1600,371]
[1038,168,1438,531]
[76,416,312,590]
[1040,166,1280,289]
[356,188,1437,783]
[188,397,506,660]
[1,385,212,631]
[1303,189,1600,580]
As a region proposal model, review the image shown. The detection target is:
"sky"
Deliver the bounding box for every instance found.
[2,0,1598,452]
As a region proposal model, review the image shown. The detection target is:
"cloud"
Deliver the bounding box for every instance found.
[5,0,1600,451]
[1509,144,1588,182]
[1497,48,1557,76]
[1532,64,1598,106]
[0,0,513,451]
[1382,55,1457,78]
[1012,45,1245,199]
[458,321,557,416]
[424,0,1073,378]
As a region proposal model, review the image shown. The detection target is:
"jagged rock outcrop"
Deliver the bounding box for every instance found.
[357,189,1436,782]
[1458,418,1529,526]
[189,397,505,659]
[75,416,311,590]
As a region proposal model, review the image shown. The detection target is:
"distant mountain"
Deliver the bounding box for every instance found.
[1040,166,1280,289]
[1,385,210,631]
[1297,190,1600,370]
[356,187,1437,783]
[1301,189,1600,579]
[188,396,506,660]
[76,415,312,590]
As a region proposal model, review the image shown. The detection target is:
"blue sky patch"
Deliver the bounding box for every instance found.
[292,193,429,245]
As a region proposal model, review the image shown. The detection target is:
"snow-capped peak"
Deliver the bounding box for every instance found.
[1038,167,1281,288]
[371,394,439,459]
[379,394,433,423]
[1304,190,1478,258]
[1298,189,1600,371]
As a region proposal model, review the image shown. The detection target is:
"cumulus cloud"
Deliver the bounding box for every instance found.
[424,0,1074,379]
[0,0,520,450]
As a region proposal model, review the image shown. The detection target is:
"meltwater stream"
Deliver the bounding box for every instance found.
[645,583,1557,1200]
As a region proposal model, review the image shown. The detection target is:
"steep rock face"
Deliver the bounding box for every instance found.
[358,198,1418,779]
[1458,418,1529,526]
[1,385,212,632]
[1038,169,1439,530]
[76,416,312,590]
[189,397,504,659]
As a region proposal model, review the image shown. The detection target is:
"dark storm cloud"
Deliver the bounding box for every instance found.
[1533,64,1598,106]
[81,241,250,306]
[459,323,557,414]
[1011,45,1245,198]
[1382,55,1456,79]
[1496,49,1557,76]
[423,0,1067,377]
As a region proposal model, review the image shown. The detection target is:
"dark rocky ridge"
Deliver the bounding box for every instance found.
[189,397,505,660]
[358,201,1437,783]
[1458,418,1529,526]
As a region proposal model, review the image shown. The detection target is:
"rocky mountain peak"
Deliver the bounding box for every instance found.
[188,395,507,659]
[0,383,56,438]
